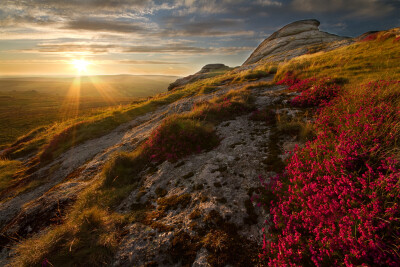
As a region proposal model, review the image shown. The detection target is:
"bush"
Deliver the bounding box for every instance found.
[143,117,219,163]
[278,75,342,108]
[261,80,400,266]
[102,150,149,187]
[10,207,123,267]
[290,81,341,108]
[39,121,88,162]
[191,89,254,123]
[360,32,379,42]
[243,70,269,80]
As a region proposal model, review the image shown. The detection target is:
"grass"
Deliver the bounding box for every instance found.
[232,64,277,83]
[9,151,141,266]
[274,30,400,86]
[262,31,400,265]
[7,27,400,267]
[0,91,136,148]
[144,117,220,162]
[275,110,315,143]
[9,83,259,266]
[3,66,252,162]
[188,87,255,124]
[10,207,124,267]
[0,159,25,193]
[0,74,179,148]
[1,63,265,205]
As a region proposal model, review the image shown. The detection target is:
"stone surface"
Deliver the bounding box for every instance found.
[168,64,231,91]
[243,19,352,65]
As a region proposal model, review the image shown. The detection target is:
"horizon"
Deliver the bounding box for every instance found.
[0,73,182,79]
[1,0,400,77]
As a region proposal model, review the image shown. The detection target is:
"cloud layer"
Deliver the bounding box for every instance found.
[0,0,399,75]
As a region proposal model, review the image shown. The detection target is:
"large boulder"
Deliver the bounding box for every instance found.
[243,19,352,65]
[168,64,231,91]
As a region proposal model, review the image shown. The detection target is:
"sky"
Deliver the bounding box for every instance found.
[1,0,399,77]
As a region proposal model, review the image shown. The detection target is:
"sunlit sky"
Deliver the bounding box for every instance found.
[1,0,399,77]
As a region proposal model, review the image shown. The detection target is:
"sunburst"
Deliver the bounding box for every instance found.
[72,59,89,73]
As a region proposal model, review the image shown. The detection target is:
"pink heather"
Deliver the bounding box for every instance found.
[261,78,400,266]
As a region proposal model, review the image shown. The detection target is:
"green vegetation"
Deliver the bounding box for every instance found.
[0,75,178,147]
[0,91,135,147]
[188,87,255,123]
[0,75,177,97]
[9,82,258,266]
[10,28,400,267]
[1,64,262,203]
[275,31,400,85]
[262,30,400,265]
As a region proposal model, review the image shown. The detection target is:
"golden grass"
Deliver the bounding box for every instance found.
[275,31,400,86]
[9,86,257,265]
[0,159,24,193]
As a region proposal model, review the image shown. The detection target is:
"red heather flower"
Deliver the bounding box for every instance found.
[360,32,379,42]
[277,72,300,86]
[261,80,400,266]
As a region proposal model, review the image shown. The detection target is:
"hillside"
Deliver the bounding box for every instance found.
[0,20,399,266]
[0,75,178,148]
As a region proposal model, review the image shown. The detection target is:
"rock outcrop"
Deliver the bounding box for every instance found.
[168,64,231,91]
[243,19,352,65]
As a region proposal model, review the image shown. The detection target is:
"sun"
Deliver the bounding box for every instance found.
[72,59,89,73]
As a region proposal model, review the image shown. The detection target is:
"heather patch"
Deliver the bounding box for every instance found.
[261,81,400,266]
[278,75,342,108]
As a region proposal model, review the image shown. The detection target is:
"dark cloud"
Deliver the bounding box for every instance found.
[1,0,400,75]
[0,13,55,27]
[158,16,254,37]
[3,0,153,12]
[0,0,156,29]
[291,0,395,18]
[63,19,148,33]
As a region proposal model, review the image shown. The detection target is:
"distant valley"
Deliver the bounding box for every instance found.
[0,75,178,147]
[0,75,179,98]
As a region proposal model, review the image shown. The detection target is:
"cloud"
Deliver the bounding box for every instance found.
[291,0,394,18]
[122,44,211,54]
[27,43,118,54]
[0,0,156,30]
[63,19,148,33]
[3,0,153,13]
[17,42,252,56]
[256,0,282,6]
[158,16,254,37]
[0,13,55,27]
[124,44,252,55]
[119,60,184,64]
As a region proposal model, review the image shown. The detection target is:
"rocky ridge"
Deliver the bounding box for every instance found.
[168,64,231,91]
[243,19,352,65]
